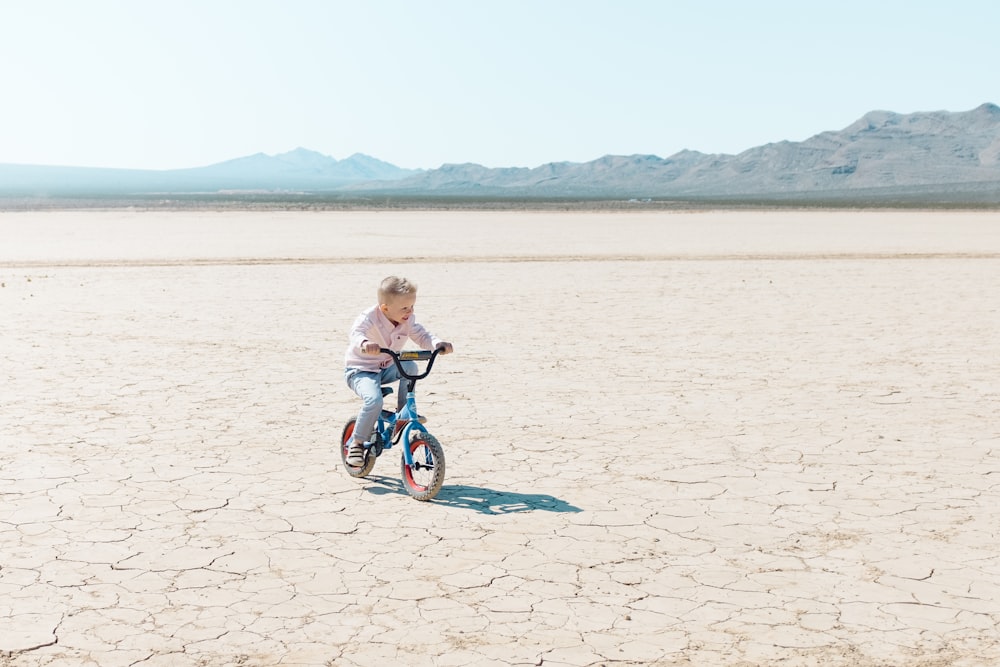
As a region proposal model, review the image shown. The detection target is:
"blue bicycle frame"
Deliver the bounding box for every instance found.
[371,348,440,467]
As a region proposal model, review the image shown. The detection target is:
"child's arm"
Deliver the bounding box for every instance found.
[410,321,453,354]
[349,311,382,355]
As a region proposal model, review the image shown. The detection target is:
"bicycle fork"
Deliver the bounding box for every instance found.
[398,386,427,469]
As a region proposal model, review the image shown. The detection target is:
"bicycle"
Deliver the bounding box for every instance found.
[340,347,446,501]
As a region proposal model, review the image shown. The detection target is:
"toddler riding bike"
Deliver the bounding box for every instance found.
[341,347,446,501]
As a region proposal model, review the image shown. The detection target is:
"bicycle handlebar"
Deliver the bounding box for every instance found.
[379,347,443,381]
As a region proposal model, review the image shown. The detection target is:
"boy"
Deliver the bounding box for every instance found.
[343,276,453,466]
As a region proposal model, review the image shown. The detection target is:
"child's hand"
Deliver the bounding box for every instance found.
[360,341,381,355]
[436,342,454,355]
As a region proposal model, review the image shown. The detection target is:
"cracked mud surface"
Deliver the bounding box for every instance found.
[2,210,999,666]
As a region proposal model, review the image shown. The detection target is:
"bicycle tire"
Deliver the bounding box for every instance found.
[401,431,445,501]
[341,418,376,477]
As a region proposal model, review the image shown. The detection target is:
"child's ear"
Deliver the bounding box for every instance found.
[379,303,389,315]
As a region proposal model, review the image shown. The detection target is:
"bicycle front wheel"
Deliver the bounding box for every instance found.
[402,431,445,501]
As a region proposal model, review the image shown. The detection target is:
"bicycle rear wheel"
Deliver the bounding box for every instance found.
[341,418,376,477]
[401,431,445,501]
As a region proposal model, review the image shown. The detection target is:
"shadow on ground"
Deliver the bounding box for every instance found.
[363,477,582,514]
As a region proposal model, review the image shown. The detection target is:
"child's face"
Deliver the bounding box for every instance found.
[380,293,416,325]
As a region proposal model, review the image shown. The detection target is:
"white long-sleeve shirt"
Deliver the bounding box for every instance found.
[343,304,442,372]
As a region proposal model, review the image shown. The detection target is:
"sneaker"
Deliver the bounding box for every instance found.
[346,441,366,466]
[392,415,428,440]
[393,413,427,424]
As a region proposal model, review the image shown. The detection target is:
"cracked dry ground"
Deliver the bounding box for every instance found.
[2,257,999,666]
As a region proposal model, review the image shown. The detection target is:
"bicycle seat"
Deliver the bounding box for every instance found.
[381,387,394,397]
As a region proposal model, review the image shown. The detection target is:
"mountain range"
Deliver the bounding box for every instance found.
[0,148,419,196]
[2,103,999,203]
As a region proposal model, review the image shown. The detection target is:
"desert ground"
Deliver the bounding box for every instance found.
[2,209,999,666]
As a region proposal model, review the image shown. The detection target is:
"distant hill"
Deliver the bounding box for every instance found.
[351,103,1000,202]
[0,148,420,196]
[2,104,999,204]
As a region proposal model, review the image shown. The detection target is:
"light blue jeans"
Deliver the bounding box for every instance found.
[344,361,418,444]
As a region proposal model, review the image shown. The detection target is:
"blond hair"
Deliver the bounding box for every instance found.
[378,276,417,304]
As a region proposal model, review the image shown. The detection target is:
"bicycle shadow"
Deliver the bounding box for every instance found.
[363,477,582,514]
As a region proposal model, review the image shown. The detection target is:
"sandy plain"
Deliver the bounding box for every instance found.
[1,209,1000,666]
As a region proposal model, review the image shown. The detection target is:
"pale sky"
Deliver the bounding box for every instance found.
[1,0,997,171]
